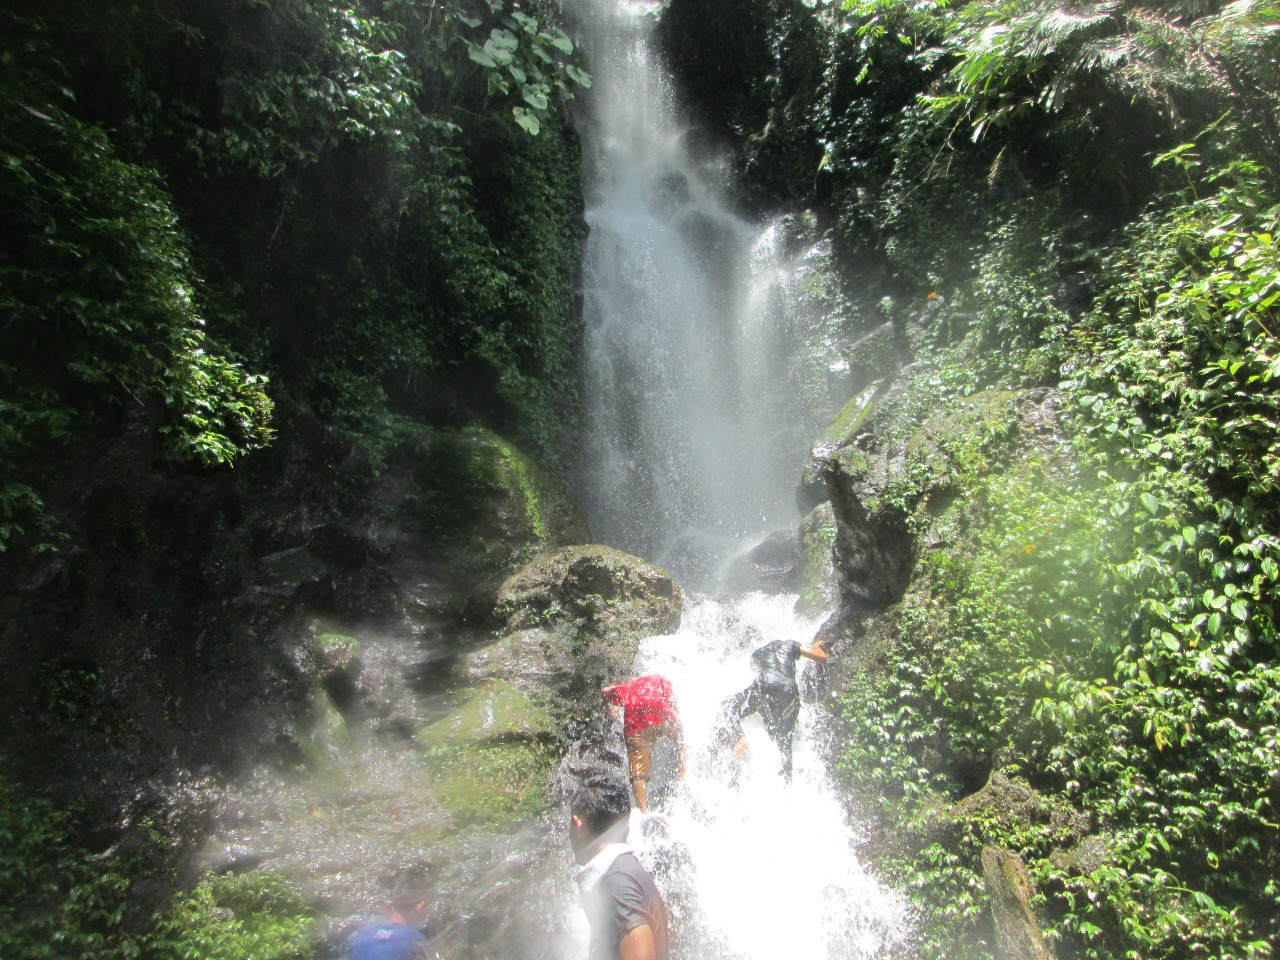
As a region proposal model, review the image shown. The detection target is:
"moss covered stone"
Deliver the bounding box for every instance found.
[482,546,683,724]
[427,741,557,828]
[374,425,592,622]
[417,680,557,748]
[314,631,361,680]
[795,502,837,616]
[295,688,353,776]
[403,426,589,561]
[416,680,559,828]
[495,545,681,640]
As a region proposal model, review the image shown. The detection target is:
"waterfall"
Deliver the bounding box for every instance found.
[573,0,839,590]
[567,1,907,956]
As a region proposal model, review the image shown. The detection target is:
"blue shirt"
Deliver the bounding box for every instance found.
[348,921,436,960]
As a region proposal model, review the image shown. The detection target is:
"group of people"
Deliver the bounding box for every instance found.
[571,633,829,960]
[345,634,828,960]
[602,633,829,808]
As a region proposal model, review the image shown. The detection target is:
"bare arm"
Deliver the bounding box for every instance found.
[619,924,657,960]
[799,638,828,662]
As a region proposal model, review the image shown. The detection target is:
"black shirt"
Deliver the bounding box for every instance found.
[750,639,802,689]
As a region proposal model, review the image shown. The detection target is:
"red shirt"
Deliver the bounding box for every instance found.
[602,675,678,736]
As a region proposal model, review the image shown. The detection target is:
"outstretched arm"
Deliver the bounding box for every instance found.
[799,638,828,662]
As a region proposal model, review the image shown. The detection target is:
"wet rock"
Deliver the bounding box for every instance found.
[981,846,1057,960]
[313,628,362,681]
[468,628,559,693]
[372,426,592,626]
[720,529,802,593]
[845,321,909,400]
[293,688,354,773]
[495,545,681,640]
[418,680,557,748]
[417,681,559,828]
[483,546,682,729]
[794,502,837,617]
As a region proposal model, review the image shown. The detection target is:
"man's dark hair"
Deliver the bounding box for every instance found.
[568,763,631,836]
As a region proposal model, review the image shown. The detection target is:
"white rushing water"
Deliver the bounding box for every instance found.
[573,0,843,589]
[565,0,907,954]
[632,594,907,959]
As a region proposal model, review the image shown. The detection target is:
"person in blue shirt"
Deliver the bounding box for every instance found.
[347,895,439,960]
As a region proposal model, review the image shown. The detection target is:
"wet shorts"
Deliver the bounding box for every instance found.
[625,723,677,781]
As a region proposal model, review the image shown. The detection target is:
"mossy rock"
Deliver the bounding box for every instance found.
[486,547,683,725]
[417,679,558,748]
[405,426,589,563]
[495,545,681,641]
[798,381,883,513]
[426,740,558,829]
[294,688,353,776]
[795,502,837,616]
[417,680,559,828]
[314,631,361,680]
[374,426,592,622]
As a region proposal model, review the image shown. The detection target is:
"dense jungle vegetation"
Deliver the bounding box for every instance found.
[660,0,1279,956]
[3,0,1279,957]
[2,0,588,954]
[1,0,589,554]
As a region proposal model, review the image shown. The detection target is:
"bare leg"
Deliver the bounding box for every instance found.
[631,776,649,813]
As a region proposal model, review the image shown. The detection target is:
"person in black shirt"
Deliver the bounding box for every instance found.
[715,637,827,779]
[568,764,669,960]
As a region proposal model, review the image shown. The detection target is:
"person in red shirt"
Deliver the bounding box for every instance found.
[601,674,685,813]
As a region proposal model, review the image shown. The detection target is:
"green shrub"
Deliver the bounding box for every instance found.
[150,873,315,960]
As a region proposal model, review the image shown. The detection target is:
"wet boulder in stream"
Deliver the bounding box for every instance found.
[475,546,683,730]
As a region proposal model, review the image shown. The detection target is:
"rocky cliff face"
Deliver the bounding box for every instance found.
[0,411,592,842]
[806,361,1082,957]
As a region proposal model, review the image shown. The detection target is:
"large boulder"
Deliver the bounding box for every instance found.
[474,546,683,729]
[371,426,592,625]
[494,545,681,639]
[719,529,803,594]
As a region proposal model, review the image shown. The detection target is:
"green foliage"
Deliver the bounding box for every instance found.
[0,777,141,960]
[150,873,315,960]
[456,1,591,136]
[1,0,590,556]
[924,0,1280,168]
[676,0,1280,954]
[0,775,316,960]
[0,18,275,550]
[834,169,1280,958]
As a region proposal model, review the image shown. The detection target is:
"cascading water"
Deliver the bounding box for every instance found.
[573,0,841,589]
[567,0,907,956]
